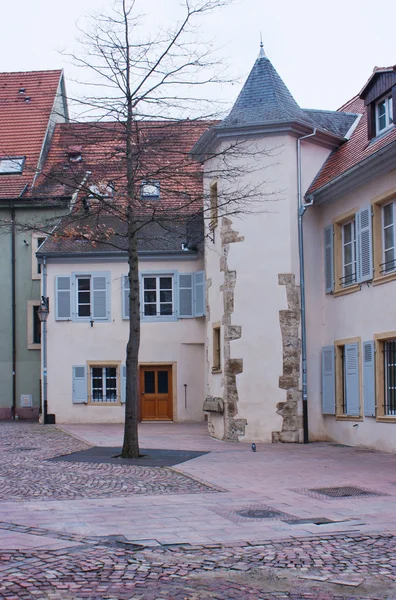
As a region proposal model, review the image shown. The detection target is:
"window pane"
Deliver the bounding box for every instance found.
[160,303,172,315]
[33,306,41,344]
[105,367,117,402]
[344,242,352,264]
[343,223,351,243]
[385,248,395,270]
[383,203,394,227]
[92,367,103,402]
[144,277,156,290]
[379,113,387,131]
[78,305,91,317]
[78,292,90,304]
[158,371,168,394]
[160,290,172,303]
[160,277,172,289]
[384,225,394,250]
[144,291,156,303]
[144,371,155,394]
[389,97,393,124]
[78,278,90,291]
[144,304,156,316]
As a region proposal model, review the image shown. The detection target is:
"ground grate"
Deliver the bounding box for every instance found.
[309,486,384,498]
[236,508,284,519]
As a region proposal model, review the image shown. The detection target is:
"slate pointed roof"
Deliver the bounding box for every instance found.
[221,52,314,128]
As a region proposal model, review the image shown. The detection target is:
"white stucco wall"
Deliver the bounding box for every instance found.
[45,256,205,424]
[205,134,332,442]
[305,168,396,452]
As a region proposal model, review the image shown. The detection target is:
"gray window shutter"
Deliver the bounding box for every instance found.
[345,342,360,416]
[324,225,334,294]
[194,271,205,317]
[322,346,335,415]
[55,276,71,320]
[72,366,87,404]
[357,206,373,282]
[363,340,375,417]
[179,273,193,318]
[92,273,110,320]
[122,275,130,319]
[121,364,126,403]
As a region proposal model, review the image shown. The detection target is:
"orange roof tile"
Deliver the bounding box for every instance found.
[0,70,63,199]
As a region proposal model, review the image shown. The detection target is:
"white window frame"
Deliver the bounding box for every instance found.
[342,219,357,287]
[376,93,393,135]
[140,180,160,200]
[76,275,92,319]
[140,272,177,321]
[89,364,120,404]
[384,339,396,416]
[382,200,395,274]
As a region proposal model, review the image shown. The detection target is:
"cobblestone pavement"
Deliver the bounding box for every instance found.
[0,423,217,501]
[0,532,395,599]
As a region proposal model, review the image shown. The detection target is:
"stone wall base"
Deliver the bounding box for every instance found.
[0,407,39,421]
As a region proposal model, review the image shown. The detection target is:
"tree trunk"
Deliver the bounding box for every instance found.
[121,224,141,458]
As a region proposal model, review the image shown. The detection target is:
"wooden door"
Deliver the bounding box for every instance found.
[140,366,173,421]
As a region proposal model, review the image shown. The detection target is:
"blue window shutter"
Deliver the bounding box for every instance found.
[179,273,193,318]
[322,346,335,414]
[72,366,87,404]
[357,206,373,282]
[92,273,110,320]
[122,275,130,319]
[324,225,334,294]
[121,364,126,403]
[194,271,205,317]
[345,342,360,416]
[363,340,375,417]
[55,276,71,320]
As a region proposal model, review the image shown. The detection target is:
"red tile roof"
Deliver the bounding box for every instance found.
[35,120,214,213]
[0,70,63,199]
[308,87,396,196]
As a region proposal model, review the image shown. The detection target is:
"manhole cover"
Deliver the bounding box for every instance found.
[310,486,380,498]
[282,517,336,525]
[236,509,282,519]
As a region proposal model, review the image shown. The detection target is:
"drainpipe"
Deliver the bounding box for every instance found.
[11,203,16,420]
[297,128,317,444]
[42,257,48,425]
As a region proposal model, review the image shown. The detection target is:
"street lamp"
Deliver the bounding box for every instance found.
[37,296,49,423]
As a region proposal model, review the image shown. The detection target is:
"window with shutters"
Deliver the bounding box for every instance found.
[334,339,361,418]
[329,206,373,296]
[372,192,396,284]
[376,93,393,135]
[374,333,396,421]
[55,272,110,322]
[27,300,41,350]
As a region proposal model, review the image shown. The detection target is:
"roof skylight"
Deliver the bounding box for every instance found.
[0,157,25,174]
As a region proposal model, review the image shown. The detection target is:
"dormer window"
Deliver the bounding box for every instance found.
[141,180,160,200]
[376,93,393,134]
[0,157,25,174]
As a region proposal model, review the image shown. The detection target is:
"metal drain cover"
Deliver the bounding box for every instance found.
[282,517,335,525]
[236,508,282,519]
[310,486,378,498]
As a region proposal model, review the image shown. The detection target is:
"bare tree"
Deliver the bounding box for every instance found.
[2,0,280,458]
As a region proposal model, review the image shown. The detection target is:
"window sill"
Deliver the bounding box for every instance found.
[333,284,361,297]
[28,343,41,351]
[211,367,222,374]
[372,272,396,286]
[376,416,396,423]
[88,402,122,406]
[335,414,363,421]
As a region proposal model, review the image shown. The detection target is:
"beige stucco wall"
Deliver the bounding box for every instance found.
[305,168,396,452]
[45,257,205,424]
[205,134,332,442]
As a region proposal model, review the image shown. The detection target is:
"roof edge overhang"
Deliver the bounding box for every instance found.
[191,120,344,162]
[307,139,396,205]
[37,249,200,263]
[0,196,72,208]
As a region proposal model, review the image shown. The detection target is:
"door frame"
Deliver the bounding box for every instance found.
[139,362,175,421]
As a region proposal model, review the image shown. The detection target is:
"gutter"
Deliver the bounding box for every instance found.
[11,202,16,420]
[297,128,317,444]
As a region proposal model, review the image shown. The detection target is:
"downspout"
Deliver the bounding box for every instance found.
[297,128,316,444]
[11,203,16,420]
[42,256,48,425]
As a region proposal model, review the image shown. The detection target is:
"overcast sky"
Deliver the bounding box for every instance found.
[1,0,395,115]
